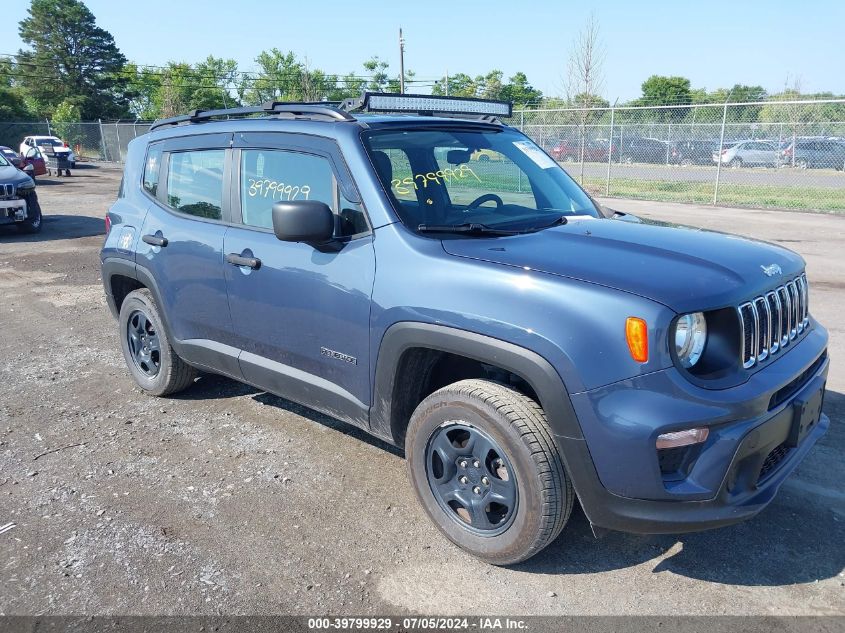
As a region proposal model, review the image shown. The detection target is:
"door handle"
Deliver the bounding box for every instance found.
[226,253,261,270]
[142,234,168,247]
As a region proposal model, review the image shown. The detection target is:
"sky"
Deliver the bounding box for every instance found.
[1,0,844,101]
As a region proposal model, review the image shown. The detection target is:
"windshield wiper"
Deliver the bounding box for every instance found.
[526,214,569,232]
[417,222,521,236]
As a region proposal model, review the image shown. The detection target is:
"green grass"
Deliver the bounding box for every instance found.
[578,177,845,213]
[391,162,845,213]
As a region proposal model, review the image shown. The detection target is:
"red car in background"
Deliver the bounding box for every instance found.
[548,138,617,162]
[9,145,48,180]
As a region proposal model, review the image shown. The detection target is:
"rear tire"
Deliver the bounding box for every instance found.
[118,288,196,396]
[406,379,572,565]
[730,158,743,168]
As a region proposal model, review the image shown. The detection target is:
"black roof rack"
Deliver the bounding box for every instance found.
[149,101,354,131]
[149,92,514,132]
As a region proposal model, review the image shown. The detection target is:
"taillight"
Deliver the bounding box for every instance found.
[721,149,728,155]
[104,214,111,234]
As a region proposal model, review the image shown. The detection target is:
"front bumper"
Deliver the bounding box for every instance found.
[0,197,28,225]
[563,321,830,534]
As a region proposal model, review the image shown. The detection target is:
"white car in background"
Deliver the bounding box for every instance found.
[712,139,779,168]
[20,136,76,168]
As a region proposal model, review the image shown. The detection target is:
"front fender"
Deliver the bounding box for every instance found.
[370,322,585,443]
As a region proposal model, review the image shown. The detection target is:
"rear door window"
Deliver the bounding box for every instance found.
[166,150,226,220]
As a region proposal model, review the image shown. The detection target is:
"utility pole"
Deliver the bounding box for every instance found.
[445,69,449,96]
[399,28,406,94]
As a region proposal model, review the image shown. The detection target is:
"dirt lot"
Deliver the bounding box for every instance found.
[1,166,843,616]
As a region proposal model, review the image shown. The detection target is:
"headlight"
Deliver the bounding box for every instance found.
[674,312,707,368]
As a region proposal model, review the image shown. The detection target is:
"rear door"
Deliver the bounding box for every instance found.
[137,133,241,377]
[223,132,375,425]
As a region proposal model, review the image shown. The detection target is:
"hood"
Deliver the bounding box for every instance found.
[440,217,805,313]
[0,164,33,187]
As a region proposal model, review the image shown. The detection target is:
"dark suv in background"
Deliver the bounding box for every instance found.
[101,93,829,565]
[781,139,845,169]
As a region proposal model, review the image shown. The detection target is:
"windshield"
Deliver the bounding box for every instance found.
[362,127,600,234]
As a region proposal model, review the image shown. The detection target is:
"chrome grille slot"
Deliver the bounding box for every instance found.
[753,297,770,362]
[738,302,756,369]
[786,281,799,340]
[777,285,791,346]
[766,291,781,354]
[736,275,809,369]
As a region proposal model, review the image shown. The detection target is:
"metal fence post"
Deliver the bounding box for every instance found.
[115,123,121,162]
[45,118,52,136]
[98,119,107,161]
[605,105,615,196]
[713,100,729,205]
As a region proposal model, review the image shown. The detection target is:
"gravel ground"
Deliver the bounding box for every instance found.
[1,166,843,616]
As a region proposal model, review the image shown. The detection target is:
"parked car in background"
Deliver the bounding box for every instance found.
[0,150,42,233]
[549,139,613,163]
[620,137,674,164]
[713,140,779,168]
[19,147,48,180]
[673,140,719,166]
[20,135,76,168]
[0,146,22,168]
[780,139,845,170]
[470,148,505,162]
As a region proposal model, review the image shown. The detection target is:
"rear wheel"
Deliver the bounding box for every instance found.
[118,289,196,396]
[796,158,808,169]
[406,379,572,565]
[730,158,743,168]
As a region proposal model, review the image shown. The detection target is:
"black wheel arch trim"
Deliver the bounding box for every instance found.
[370,322,585,443]
[101,257,174,346]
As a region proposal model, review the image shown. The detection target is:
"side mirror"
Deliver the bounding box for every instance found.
[23,163,34,172]
[25,148,38,159]
[272,200,334,243]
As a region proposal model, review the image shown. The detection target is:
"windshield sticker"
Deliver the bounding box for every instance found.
[391,164,481,195]
[247,179,311,201]
[513,140,557,170]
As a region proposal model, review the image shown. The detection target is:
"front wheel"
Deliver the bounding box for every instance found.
[406,379,573,565]
[118,289,197,396]
[17,193,42,234]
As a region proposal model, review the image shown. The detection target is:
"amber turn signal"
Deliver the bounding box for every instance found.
[625,317,648,363]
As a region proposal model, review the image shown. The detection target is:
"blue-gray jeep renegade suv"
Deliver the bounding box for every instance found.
[100,93,829,564]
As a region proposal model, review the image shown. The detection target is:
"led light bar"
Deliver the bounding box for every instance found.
[357,92,512,118]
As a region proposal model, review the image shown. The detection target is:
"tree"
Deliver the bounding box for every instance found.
[638,75,692,106]
[501,72,542,107]
[0,59,33,120]
[563,13,606,179]
[51,99,82,148]
[17,0,130,119]
[432,73,477,97]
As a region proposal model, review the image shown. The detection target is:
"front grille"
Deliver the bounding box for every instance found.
[758,443,791,482]
[738,274,809,369]
[0,183,15,199]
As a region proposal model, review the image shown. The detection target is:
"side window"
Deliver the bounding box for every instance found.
[166,149,225,220]
[239,149,367,237]
[143,146,162,196]
[240,149,333,230]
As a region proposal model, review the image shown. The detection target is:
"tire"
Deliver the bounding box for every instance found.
[796,159,808,170]
[730,158,742,168]
[406,379,572,565]
[118,288,196,396]
[17,193,42,234]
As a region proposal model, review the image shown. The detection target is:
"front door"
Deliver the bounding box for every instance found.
[223,133,375,426]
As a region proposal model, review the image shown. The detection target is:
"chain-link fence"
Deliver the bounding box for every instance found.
[514,98,845,212]
[1,98,843,211]
[0,120,151,164]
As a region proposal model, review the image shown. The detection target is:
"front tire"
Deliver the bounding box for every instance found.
[118,289,196,396]
[17,193,42,234]
[406,379,572,565]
